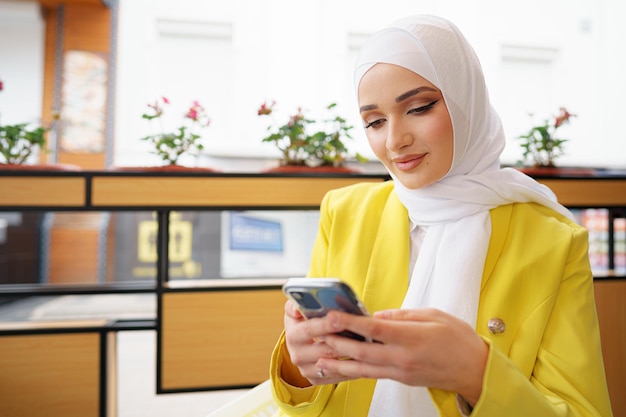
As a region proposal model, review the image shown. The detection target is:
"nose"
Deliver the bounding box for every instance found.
[386,118,413,152]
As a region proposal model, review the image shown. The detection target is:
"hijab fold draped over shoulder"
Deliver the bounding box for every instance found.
[354,15,573,417]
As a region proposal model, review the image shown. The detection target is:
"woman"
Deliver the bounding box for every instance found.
[269,15,612,417]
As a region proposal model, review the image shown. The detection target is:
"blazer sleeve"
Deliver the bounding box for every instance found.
[467,220,613,417]
[270,181,403,417]
[269,191,336,416]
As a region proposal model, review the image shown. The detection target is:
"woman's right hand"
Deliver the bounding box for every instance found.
[281,300,343,386]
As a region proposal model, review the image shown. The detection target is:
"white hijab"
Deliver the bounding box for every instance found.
[355,15,574,417]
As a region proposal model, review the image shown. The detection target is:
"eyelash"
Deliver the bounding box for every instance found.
[364,99,440,129]
[409,99,439,115]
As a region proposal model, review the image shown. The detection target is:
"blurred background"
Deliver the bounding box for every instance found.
[1,2,624,416]
[1,0,625,170]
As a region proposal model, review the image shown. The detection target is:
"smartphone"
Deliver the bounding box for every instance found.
[282,277,372,342]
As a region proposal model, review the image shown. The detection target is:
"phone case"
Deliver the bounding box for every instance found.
[282,277,372,341]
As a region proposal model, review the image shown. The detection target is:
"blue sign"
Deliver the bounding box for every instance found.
[229,213,283,252]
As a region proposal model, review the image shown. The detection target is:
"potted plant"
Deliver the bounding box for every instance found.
[257,101,366,172]
[0,78,75,170]
[0,119,82,171]
[114,96,217,171]
[0,122,48,166]
[516,107,575,168]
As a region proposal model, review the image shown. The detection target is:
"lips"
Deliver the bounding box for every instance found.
[392,154,426,171]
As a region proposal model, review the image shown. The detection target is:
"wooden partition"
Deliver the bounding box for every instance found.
[594,279,626,416]
[0,321,115,417]
[539,178,626,206]
[91,175,380,207]
[0,176,85,206]
[0,171,625,414]
[160,286,285,390]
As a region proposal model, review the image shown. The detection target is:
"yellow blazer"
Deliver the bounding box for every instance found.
[270,181,613,417]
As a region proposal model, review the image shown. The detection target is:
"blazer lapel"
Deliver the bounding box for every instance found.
[362,191,410,313]
[481,204,513,292]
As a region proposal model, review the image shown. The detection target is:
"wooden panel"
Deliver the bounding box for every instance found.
[48,225,101,284]
[0,333,101,417]
[59,4,110,170]
[39,0,106,7]
[40,4,58,164]
[62,3,110,51]
[538,179,626,206]
[0,319,108,331]
[161,289,285,389]
[106,332,117,417]
[0,177,85,206]
[594,279,626,417]
[92,176,383,207]
[40,2,111,169]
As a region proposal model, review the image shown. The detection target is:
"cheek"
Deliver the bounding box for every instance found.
[366,131,387,159]
[426,115,454,160]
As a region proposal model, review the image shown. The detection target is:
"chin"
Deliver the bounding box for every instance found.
[395,176,431,190]
[392,167,447,190]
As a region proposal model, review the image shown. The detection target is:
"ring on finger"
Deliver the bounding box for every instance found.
[316,369,325,378]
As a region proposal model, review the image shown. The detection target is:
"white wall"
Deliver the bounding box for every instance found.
[0,1,44,127]
[1,0,625,168]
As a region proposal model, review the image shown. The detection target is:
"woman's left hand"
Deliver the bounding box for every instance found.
[315,308,488,406]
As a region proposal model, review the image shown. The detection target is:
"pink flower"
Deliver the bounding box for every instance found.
[186,107,199,121]
[185,101,209,124]
[141,97,212,164]
[258,100,276,116]
[554,107,575,128]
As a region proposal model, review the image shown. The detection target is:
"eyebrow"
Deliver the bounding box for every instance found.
[359,86,439,113]
[395,86,438,102]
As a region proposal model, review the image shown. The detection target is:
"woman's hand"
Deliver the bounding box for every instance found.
[314,308,488,405]
[281,300,346,386]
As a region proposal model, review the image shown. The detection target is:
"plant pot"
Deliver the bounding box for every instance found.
[516,166,597,177]
[262,164,362,174]
[107,164,221,173]
[0,163,82,171]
